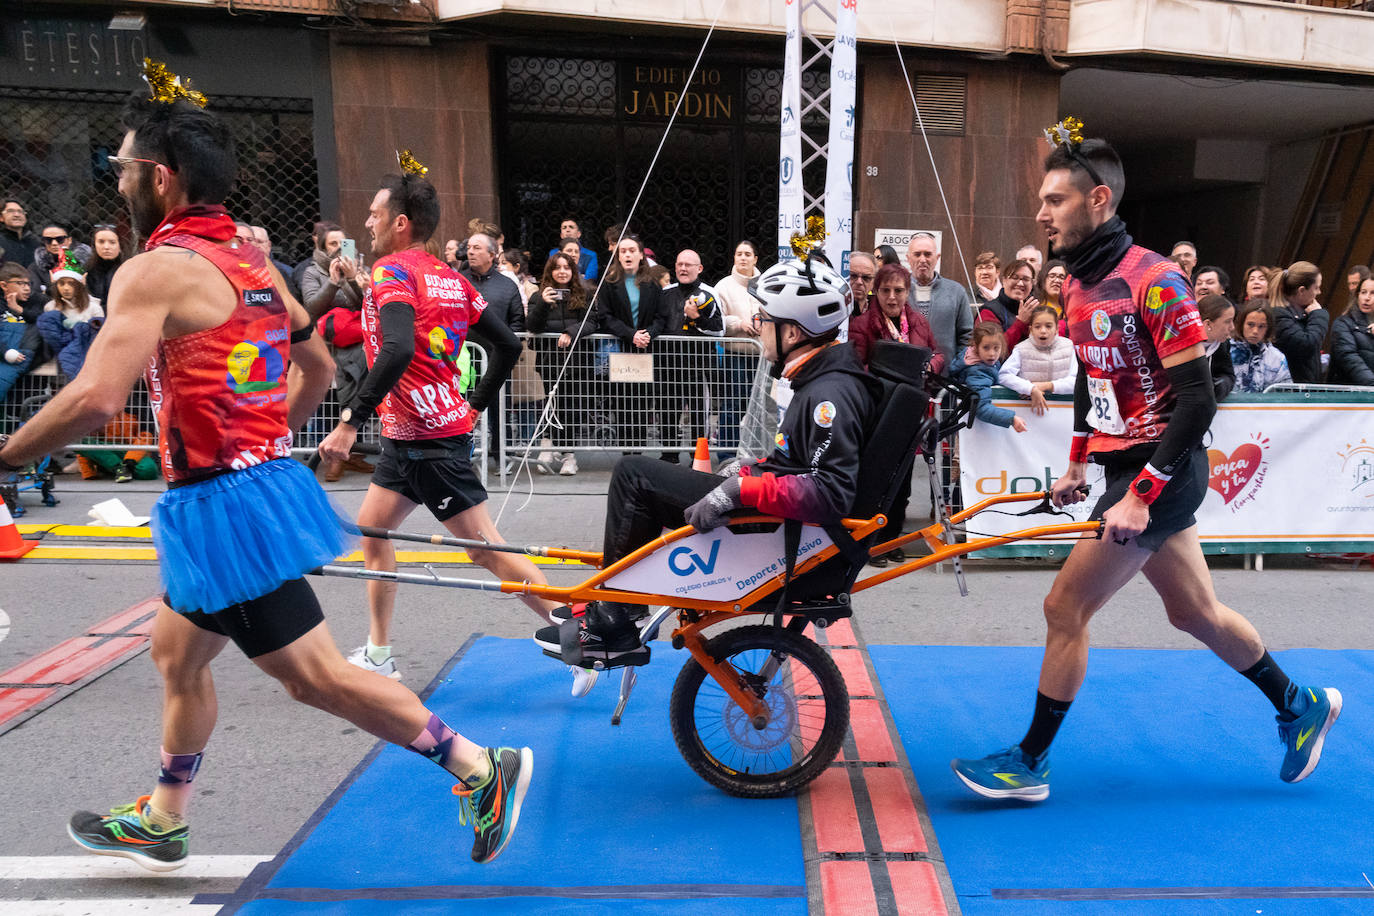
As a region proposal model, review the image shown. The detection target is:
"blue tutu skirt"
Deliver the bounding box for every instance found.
[152,459,358,613]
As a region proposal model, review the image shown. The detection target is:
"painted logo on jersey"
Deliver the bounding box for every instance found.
[225,340,285,394]
[427,325,460,359]
[775,431,790,455]
[1090,309,1111,341]
[373,264,410,287]
[813,400,836,428]
[1207,432,1269,511]
[1146,278,1188,314]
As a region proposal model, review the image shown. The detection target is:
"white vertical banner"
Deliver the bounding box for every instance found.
[777,0,804,263]
[823,0,858,275]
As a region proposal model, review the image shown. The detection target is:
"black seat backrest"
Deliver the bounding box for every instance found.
[752,340,932,607]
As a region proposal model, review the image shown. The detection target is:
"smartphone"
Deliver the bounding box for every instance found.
[338,238,357,262]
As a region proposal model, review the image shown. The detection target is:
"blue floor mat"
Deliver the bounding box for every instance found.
[230,637,806,914]
[869,645,1374,916]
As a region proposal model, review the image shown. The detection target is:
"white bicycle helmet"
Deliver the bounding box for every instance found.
[752,257,849,337]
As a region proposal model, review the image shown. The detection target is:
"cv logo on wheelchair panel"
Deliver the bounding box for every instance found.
[668,540,721,576]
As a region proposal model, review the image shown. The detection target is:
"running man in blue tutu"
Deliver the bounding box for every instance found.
[0,64,532,871]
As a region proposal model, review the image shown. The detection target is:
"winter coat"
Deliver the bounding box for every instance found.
[1272,302,1329,384]
[952,355,1016,428]
[0,317,37,401]
[1327,308,1374,386]
[847,302,945,375]
[591,276,667,347]
[1230,340,1291,393]
[999,336,1077,395]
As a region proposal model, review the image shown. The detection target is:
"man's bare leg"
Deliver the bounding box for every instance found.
[356,483,419,649]
[444,501,563,623]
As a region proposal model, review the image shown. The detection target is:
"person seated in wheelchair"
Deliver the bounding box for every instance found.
[534,256,886,669]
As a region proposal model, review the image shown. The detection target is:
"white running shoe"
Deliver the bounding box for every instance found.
[536,440,556,474]
[559,453,578,476]
[347,645,401,680]
[569,665,598,698]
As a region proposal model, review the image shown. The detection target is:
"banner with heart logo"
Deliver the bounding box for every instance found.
[958,393,1374,551]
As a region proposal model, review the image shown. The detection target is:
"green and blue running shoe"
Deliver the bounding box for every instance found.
[67,795,188,872]
[951,745,1050,801]
[453,746,533,864]
[1278,686,1341,783]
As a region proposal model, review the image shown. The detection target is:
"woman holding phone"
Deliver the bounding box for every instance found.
[526,251,595,474]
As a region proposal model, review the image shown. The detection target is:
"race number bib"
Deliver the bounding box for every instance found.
[1085,376,1125,434]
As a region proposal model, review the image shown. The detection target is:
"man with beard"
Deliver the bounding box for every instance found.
[315,168,586,695]
[0,71,532,870]
[951,132,1339,802]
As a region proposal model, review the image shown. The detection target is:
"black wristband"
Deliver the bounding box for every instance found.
[290,322,315,344]
[0,435,20,472]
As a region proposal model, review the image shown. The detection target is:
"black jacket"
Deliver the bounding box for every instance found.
[660,279,725,338]
[592,276,666,346]
[526,287,594,342]
[0,226,39,268]
[743,342,880,523]
[1328,309,1374,386]
[1273,302,1329,384]
[461,266,525,348]
[1209,340,1236,401]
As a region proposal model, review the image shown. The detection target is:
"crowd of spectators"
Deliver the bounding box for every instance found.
[4,191,1373,488]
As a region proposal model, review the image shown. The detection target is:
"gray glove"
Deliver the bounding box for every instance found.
[684,476,743,532]
[715,455,757,479]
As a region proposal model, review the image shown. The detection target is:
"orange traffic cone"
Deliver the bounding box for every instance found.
[0,499,38,559]
[692,437,713,473]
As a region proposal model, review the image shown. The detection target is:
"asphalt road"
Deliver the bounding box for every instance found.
[0,457,1368,909]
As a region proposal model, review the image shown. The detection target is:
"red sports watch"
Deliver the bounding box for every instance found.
[1129,464,1170,505]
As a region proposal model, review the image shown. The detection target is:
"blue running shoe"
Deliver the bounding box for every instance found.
[453,746,533,864]
[67,795,188,872]
[951,746,1050,801]
[1278,686,1341,783]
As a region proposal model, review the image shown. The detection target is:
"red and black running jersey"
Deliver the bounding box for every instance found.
[146,235,293,482]
[361,248,487,441]
[1063,246,1206,458]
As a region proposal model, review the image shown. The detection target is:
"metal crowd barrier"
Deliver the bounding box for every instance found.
[497,333,771,471]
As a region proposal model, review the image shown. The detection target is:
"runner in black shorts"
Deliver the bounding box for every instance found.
[951,128,1340,801]
[317,167,586,693]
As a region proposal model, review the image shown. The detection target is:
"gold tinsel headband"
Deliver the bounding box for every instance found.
[789,215,827,260]
[397,150,429,178]
[141,58,208,108]
[1042,116,1106,189]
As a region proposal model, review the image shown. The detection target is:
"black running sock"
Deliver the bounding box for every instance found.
[1240,650,1297,717]
[1018,692,1073,760]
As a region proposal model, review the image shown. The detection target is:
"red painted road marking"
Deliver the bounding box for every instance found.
[820,860,880,916]
[0,597,159,730]
[832,648,876,695]
[0,686,57,721]
[887,861,948,915]
[848,699,898,763]
[864,768,927,853]
[810,767,864,853]
[824,618,857,646]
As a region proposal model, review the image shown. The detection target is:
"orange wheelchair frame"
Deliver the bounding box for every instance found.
[313,489,1102,798]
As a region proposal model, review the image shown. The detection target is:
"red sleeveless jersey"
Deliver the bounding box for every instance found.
[1063,245,1206,458]
[361,248,487,441]
[145,235,294,482]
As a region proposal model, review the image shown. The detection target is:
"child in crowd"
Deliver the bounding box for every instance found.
[999,304,1077,415]
[36,253,104,378]
[953,321,1027,432]
[1230,300,1292,393]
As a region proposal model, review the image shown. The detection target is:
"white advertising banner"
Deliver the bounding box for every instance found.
[604,526,836,603]
[777,0,805,262]
[823,0,858,274]
[875,228,942,270]
[957,396,1374,550]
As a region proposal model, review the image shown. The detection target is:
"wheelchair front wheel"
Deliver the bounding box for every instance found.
[670,624,848,798]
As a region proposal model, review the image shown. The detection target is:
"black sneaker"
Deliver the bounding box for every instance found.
[452,746,533,864]
[548,603,582,625]
[68,795,188,872]
[533,602,649,667]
